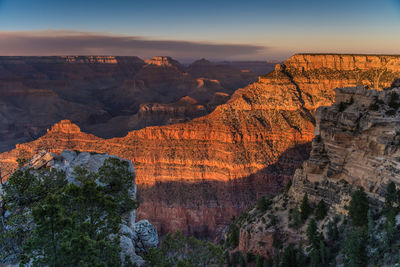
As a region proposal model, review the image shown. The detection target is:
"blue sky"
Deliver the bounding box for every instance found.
[0,0,399,60]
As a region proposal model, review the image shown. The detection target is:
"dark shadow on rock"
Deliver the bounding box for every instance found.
[136,142,311,239]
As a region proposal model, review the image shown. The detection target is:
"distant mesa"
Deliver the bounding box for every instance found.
[47,119,82,134]
[144,56,184,70]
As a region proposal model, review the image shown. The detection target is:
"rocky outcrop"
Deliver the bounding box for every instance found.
[1,54,400,238]
[234,84,400,258]
[145,56,185,71]
[291,85,400,210]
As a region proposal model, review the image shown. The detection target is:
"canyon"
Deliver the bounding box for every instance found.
[1,54,400,238]
[0,56,265,152]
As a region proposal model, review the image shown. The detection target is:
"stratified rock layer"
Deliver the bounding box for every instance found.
[236,84,400,258]
[0,56,258,151]
[1,54,400,237]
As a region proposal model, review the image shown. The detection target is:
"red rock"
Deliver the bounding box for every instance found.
[1,54,400,238]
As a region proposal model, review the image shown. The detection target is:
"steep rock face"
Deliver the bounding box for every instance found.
[0,56,257,151]
[235,85,400,258]
[291,85,400,208]
[1,54,400,238]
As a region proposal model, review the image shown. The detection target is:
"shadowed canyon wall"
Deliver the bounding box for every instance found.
[0,56,260,152]
[1,54,400,237]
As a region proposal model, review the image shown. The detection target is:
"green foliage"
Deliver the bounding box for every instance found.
[239,253,246,267]
[349,188,369,227]
[309,249,320,267]
[98,158,139,213]
[385,208,396,246]
[144,231,224,267]
[300,193,311,221]
[385,182,397,211]
[306,219,319,249]
[1,168,67,261]
[281,243,298,267]
[246,252,255,263]
[288,207,301,228]
[327,220,339,242]
[255,254,264,267]
[342,228,368,267]
[16,158,28,168]
[227,224,240,248]
[1,157,136,266]
[273,236,282,249]
[284,180,292,193]
[315,199,327,221]
[272,253,279,267]
[257,196,269,212]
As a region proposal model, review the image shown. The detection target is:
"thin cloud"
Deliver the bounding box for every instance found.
[0,31,268,60]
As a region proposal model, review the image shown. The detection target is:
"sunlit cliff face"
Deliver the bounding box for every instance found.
[1,54,400,237]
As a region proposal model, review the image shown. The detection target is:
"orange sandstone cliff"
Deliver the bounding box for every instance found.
[1,54,400,237]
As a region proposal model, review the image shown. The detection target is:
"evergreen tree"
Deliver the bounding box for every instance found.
[281,244,297,267]
[385,208,396,246]
[327,220,339,242]
[315,199,328,221]
[239,253,246,267]
[255,254,264,267]
[319,239,327,264]
[309,249,320,267]
[284,180,292,193]
[296,243,306,265]
[307,218,319,248]
[257,196,269,212]
[349,188,369,227]
[228,224,240,248]
[342,229,367,267]
[385,182,397,211]
[300,193,311,221]
[272,253,279,267]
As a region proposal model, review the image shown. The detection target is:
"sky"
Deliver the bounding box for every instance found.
[0,0,399,61]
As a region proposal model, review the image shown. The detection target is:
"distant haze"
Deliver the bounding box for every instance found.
[0,31,268,61]
[0,0,399,60]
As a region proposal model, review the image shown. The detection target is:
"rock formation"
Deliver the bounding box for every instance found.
[1,54,400,238]
[0,56,258,151]
[234,84,400,258]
